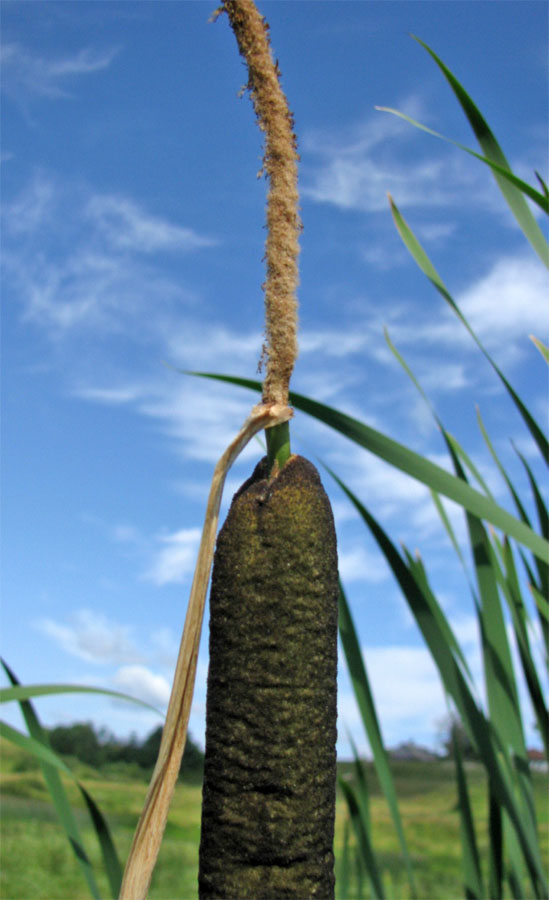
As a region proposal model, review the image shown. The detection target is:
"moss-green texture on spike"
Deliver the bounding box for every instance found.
[198,455,338,900]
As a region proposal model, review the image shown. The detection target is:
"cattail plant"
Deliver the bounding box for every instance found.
[119,1,338,898]
[199,3,338,898]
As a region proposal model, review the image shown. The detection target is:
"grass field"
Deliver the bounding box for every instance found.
[1,738,547,899]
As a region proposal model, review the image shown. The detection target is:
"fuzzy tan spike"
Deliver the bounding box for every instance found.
[216,0,300,408]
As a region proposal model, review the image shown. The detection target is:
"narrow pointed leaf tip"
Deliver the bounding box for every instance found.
[386,36,549,265]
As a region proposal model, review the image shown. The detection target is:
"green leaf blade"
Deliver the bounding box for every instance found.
[0,681,163,716]
[388,200,549,467]
[410,35,549,266]
[189,372,549,562]
[1,660,102,900]
[338,582,417,898]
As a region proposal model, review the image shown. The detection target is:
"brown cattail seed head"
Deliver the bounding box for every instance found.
[199,455,338,898]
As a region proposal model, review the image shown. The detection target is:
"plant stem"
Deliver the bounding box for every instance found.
[266,421,291,473]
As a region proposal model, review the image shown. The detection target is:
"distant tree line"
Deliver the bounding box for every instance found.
[47,722,204,780]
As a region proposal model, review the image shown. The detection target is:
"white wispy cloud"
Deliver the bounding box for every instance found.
[361,644,446,741]
[35,609,143,665]
[77,385,146,406]
[85,195,216,255]
[144,527,202,585]
[301,98,491,215]
[1,42,118,103]
[6,173,544,575]
[332,442,433,524]
[2,174,215,337]
[150,627,180,668]
[336,641,454,753]
[338,544,389,583]
[457,256,549,351]
[112,665,171,709]
[1,42,118,102]
[383,252,548,371]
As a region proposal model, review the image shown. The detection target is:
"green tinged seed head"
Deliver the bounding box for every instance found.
[199,455,338,900]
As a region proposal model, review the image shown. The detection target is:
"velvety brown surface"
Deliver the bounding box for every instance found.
[199,455,338,899]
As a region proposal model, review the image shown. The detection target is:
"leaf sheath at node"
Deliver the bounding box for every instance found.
[199,455,338,899]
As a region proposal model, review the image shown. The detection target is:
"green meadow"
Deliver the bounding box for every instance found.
[1,739,547,900]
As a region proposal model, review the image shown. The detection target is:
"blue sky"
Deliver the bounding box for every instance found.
[2,0,547,760]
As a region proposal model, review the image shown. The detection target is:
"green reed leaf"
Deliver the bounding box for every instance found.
[452,730,485,899]
[1,659,102,899]
[189,372,549,563]
[80,784,123,899]
[530,336,549,364]
[497,536,549,758]
[488,787,504,900]
[339,778,385,900]
[0,721,76,774]
[410,36,549,266]
[376,105,548,215]
[336,816,352,900]
[338,581,417,897]
[326,481,548,896]
[476,408,531,527]
[0,682,162,715]
[388,198,549,466]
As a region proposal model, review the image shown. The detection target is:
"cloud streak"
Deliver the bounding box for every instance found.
[112,665,171,709]
[1,42,118,102]
[35,609,143,665]
[301,98,492,216]
[85,195,216,255]
[2,174,216,338]
[144,528,202,586]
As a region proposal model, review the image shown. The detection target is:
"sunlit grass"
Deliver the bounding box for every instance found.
[2,747,547,900]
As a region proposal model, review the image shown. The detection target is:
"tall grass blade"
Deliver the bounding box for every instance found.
[188,372,549,563]
[469,521,525,758]
[385,328,494,500]
[348,731,372,833]
[0,721,123,898]
[80,784,123,899]
[488,789,504,900]
[530,583,549,634]
[530,336,549,363]
[328,477,548,896]
[505,812,528,900]
[475,411,549,664]
[389,335,545,865]
[0,681,162,714]
[535,171,549,199]
[345,734,386,900]
[452,728,485,899]
[338,581,417,897]
[375,106,548,215]
[0,720,78,774]
[339,778,385,900]
[476,408,531,527]
[1,659,101,899]
[496,536,549,757]
[410,36,549,266]
[472,523,537,900]
[388,198,549,467]
[336,816,352,900]
[445,442,543,898]
[514,445,549,542]
[429,489,477,595]
[400,544,473,682]
[513,445,549,653]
